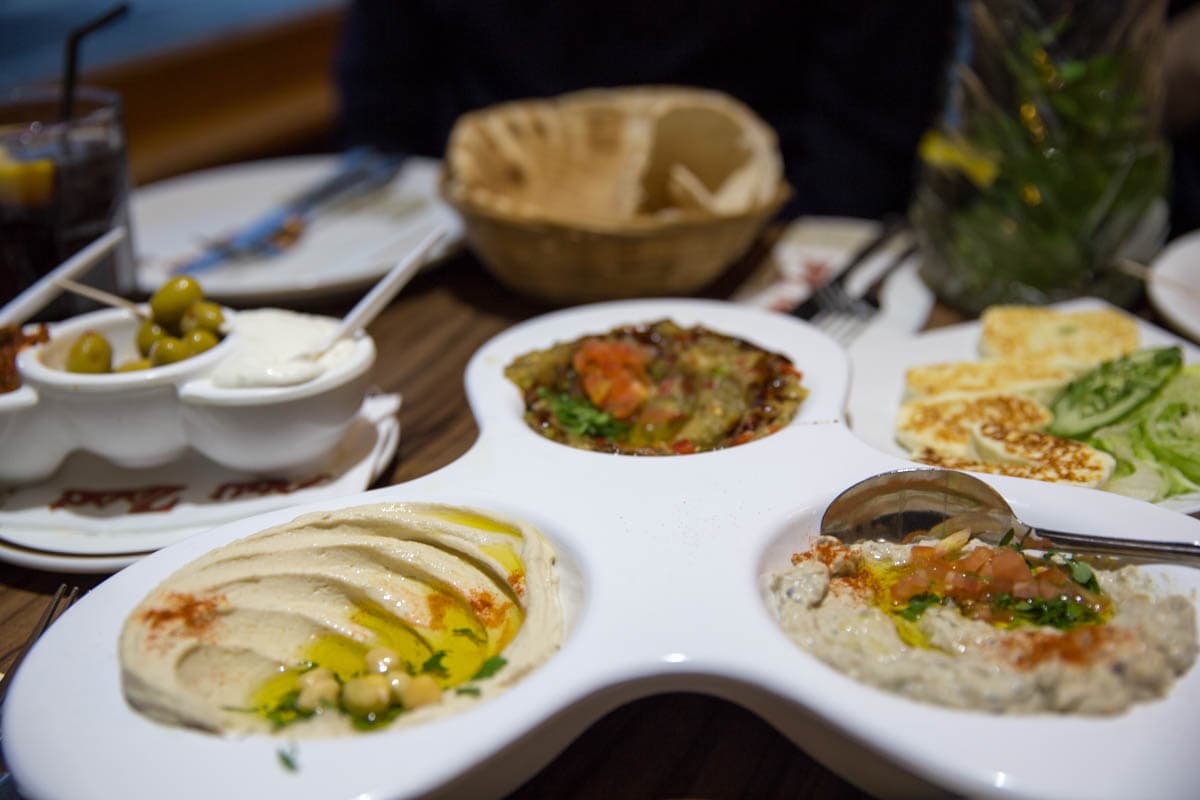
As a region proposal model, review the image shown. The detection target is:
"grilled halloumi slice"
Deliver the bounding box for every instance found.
[895,393,1053,458]
[978,305,1139,371]
[967,422,1116,487]
[912,450,1095,487]
[903,358,1075,405]
[916,434,1113,491]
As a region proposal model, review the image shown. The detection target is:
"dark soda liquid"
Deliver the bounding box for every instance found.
[0,91,134,321]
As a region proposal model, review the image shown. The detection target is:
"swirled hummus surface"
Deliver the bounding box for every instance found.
[767,535,1197,714]
[119,503,562,737]
[504,320,808,455]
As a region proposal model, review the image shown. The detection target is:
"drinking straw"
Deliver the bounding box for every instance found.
[60,3,130,121]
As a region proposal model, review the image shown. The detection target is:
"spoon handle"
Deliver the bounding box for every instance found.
[1032,528,1200,566]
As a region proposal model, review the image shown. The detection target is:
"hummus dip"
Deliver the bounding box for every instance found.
[767,535,1197,714]
[505,319,808,455]
[120,503,562,736]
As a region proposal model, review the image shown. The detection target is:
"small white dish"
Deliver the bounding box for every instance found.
[6,306,376,485]
[1147,229,1200,344]
[133,155,464,304]
[846,297,1200,514]
[5,299,1199,800]
[0,392,400,573]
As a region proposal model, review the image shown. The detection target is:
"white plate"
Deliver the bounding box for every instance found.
[0,392,400,573]
[133,156,464,304]
[6,300,1200,800]
[847,297,1200,514]
[1148,230,1200,344]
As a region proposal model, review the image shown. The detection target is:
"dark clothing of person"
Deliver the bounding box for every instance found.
[335,0,958,220]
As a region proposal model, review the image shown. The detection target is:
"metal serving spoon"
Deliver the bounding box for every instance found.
[820,467,1200,567]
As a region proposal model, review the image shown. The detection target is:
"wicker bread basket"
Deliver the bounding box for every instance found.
[441,87,789,304]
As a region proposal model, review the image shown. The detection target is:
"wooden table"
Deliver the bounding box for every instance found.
[0,240,1189,798]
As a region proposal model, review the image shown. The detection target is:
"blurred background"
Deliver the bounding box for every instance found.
[0,0,342,185]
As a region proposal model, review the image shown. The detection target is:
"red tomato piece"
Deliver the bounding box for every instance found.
[573,340,652,419]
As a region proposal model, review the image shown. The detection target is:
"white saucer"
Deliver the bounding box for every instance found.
[0,393,400,573]
[133,156,463,304]
[1147,229,1200,343]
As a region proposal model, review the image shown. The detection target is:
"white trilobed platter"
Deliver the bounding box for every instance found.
[5,299,1200,800]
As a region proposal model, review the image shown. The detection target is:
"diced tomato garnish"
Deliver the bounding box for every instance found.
[945,571,984,599]
[1038,576,1065,600]
[909,545,938,564]
[986,547,1033,584]
[1012,579,1039,599]
[573,340,652,419]
[891,570,932,602]
[954,548,990,574]
[670,439,696,455]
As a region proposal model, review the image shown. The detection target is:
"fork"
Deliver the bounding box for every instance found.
[0,584,80,705]
[809,281,883,345]
[808,240,919,346]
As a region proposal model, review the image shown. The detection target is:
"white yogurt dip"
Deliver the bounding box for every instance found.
[211,308,358,388]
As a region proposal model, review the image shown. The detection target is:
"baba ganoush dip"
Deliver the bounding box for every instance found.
[119,503,562,737]
[767,535,1197,714]
[504,320,808,455]
[210,308,357,388]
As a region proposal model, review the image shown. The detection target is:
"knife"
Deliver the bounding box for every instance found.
[174,148,405,275]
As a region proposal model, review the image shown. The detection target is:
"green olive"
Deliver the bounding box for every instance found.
[66,331,112,374]
[180,300,224,334]
[148,336,189,366]
[116,358,153,372]
[149,276,204,327]
[182,328,219,355]
[136,319,168,357]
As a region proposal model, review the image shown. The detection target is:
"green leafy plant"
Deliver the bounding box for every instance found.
[913,17,1167,313]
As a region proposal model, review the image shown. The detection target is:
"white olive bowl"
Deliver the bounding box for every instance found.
[5,307,376,485]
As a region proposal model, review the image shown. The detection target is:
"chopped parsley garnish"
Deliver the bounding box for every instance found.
[897,593,942,621]
[998,529,1034,552]
[538,388,629,439]
[1069,560,1101,593]
[421,650,449,676]
[452,627,487,644]
[471,656,508,681]
[277,744,299,772]
[455,686,482,697]
[995,593,1101,629]
[262,690,315,730]
[349,705,406,731]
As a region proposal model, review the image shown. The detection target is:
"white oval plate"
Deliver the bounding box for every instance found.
[1148,229,1200,344]
[5,300,1200,800]
[847,297,1200,514]
[0,393,400,572]
[133,156,463,305]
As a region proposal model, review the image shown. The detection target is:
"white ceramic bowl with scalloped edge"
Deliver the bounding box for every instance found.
[5,306,375,484]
